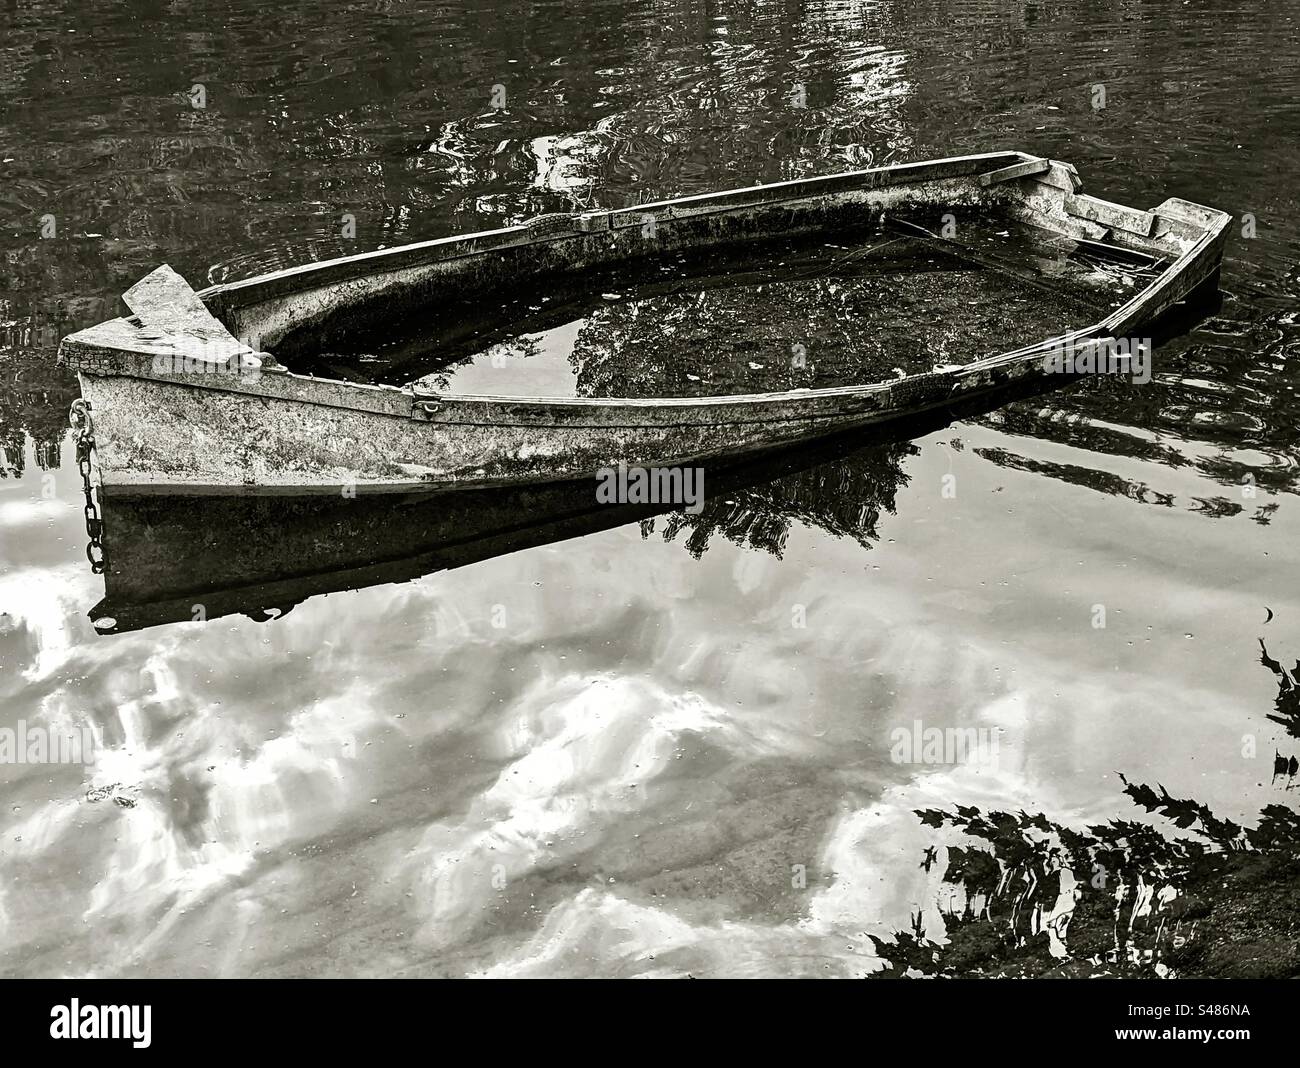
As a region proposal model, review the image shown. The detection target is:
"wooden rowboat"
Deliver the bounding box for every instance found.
[84,282,1225,635]
[58,151,1230,496]
[85,277,1227,637]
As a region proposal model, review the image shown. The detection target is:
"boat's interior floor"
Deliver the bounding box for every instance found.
[279,215,1165,399]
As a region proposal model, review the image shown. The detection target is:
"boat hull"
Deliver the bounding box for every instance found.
[76,366,981,494]
[59,151,1232,495]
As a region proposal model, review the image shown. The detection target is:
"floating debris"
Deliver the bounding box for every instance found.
[85,783,139,808]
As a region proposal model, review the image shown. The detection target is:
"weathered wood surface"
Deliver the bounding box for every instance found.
[124,265,230,337]
[121,265,256,368]
[1065,193,1158,237]
[979,158,1050,187]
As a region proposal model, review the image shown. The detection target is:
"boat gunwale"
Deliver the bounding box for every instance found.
[192,150,1034,307]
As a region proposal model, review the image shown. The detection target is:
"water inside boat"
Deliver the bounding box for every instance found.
[283,214,1167,398]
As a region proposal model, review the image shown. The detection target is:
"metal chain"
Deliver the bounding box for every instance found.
[69,399,107,574]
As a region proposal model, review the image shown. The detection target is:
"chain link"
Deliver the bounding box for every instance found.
[69,399,107,574]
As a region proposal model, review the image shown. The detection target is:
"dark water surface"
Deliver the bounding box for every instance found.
[1,0,1299,977]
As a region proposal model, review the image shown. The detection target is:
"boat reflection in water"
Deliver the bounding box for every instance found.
[87,407,939,635]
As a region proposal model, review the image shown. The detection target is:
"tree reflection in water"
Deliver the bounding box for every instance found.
[640,439,916,559]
